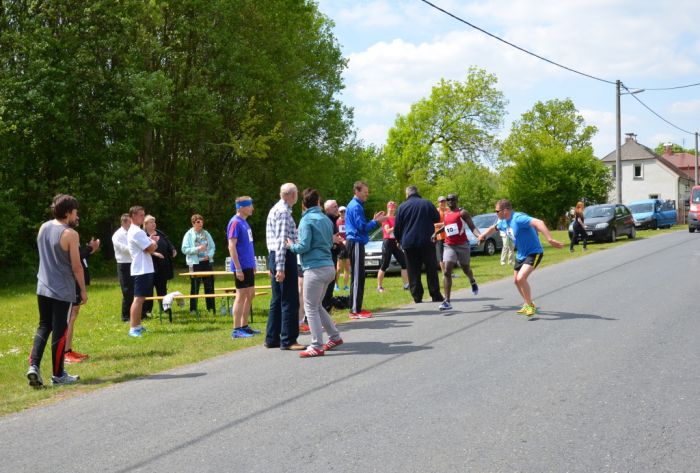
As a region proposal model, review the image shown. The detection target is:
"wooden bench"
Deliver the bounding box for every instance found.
[214,285,273,293]
[144,291,269,323]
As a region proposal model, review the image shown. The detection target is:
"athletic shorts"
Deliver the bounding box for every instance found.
[435,240,444,262]
[234,268,256,289]
[337,245,349,260]
[133,273,155,297]
[443,243,471,268]
[514,253,543,272]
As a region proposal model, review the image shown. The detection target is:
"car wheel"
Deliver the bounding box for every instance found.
[628,227,636,239]
[690,227,696,233]
[609,227,617,242]
[651,219,658,230]
[484,239,496,256]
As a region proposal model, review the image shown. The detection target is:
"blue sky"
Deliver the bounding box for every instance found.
[316,0,700,157]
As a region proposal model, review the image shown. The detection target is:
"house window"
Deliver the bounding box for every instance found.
[611,164,616,178]
[649,193,659,199]
[633,163,643,179]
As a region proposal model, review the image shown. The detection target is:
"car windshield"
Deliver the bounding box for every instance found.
[693,189,700,203]
[472,213,497,228]
[369,228,383,241]
[628,203,653,214]
[585,206,614,218]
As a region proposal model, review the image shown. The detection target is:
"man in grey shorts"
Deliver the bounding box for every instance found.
[432,194,480,311]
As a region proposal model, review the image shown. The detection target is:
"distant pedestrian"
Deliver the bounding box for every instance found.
[127,206,158,337]
[142,215,177,316]
[344,180,387,318]
[478,199,564,317]
[112,213,133,322]
[322,199,341,311]
[181,214,216,314]
[288,188,343,358]
[227,196,259,339]
[499,226,515,266]
[265,183,305,350]
[394,185,444,304]
[27,194,85,388]
[569,201,588,252]
[377,201,409,293]
[335,205,350,291]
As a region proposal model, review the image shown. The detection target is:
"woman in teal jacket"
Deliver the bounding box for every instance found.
[181,213,216,313]
[288,189,343,358]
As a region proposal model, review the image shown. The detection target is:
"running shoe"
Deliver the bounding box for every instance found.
[51,371,80,386]
[128,327,144,337]
[523,305,537,317]
[27,365,43,389]
[349,312,372,319]
[343,285,349,291]
[242,326,261,335]
[438,300,453,311]
[377,286,385,293]
[71,350,89,359]
[323,338,344,351]
[334,284,340,292]
[299,323,310,334]
[471,282,479,296]
[299,347,324,358]
[516,303,536,314]
[64,351,84,364]
[231,328,254,339]
[403,284,409,290]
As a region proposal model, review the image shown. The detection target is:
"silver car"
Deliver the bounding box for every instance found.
[364,228,402,274]
[466,213,503,256]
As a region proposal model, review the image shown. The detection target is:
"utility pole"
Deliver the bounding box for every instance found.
[615,80,622,204]
[695,132,698,186]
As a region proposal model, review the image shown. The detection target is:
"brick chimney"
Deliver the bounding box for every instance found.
[663,142,673,157]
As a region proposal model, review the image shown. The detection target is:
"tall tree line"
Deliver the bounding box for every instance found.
[0,0,362,269]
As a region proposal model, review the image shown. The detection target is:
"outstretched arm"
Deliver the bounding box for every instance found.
[531,218,564,249]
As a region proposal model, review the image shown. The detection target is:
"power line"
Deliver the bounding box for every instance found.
[622,84,694,135]
[418,0,615,85]
[419,0,700,92]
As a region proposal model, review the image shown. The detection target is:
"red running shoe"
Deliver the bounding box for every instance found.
[64,351,84,364]
[299,347,324,358]
[323,338,344,351]
[71,350,89,360]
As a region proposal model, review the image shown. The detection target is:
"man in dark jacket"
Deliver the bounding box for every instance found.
[394,185,444,304]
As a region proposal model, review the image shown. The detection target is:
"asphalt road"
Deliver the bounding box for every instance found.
[2,231,699,473]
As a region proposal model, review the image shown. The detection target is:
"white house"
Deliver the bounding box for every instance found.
[601,133,693,214]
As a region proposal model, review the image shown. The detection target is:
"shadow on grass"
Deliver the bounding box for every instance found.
[100,349,176,361]
[326,340,432,356]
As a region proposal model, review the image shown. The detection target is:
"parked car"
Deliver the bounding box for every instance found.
[688,185,700,232]
[466,213,503,256]
[568,204,636,242]
[364,228,402,274]
[627,199,676,229]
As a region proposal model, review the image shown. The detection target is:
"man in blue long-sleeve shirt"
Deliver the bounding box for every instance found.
[345,181,387,318]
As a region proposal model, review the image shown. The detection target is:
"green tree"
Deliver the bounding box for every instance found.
[432,161,499,215]
[382,67,507,196]
[0,0,355,266]
[500,99,611,227]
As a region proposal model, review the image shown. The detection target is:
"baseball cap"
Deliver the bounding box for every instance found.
[437,196,446,202]
[339,206,346,211]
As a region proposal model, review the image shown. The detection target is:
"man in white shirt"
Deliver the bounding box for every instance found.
[111,213,133,322]
[127,206,158,337]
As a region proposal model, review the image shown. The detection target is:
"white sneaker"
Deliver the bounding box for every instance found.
[27,365,43,388]
[51,371,80,386]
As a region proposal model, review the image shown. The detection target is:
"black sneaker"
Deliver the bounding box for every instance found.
[471,282,479,295]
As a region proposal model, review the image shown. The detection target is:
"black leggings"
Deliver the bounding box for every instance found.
[380,239,406,271]
[570,223,588,250]
[30,295,72,376]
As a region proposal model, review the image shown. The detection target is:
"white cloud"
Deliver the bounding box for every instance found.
[669,99,700,115]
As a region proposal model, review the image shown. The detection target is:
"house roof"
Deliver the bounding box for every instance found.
[601,137,692,180]
[663,151,698,169]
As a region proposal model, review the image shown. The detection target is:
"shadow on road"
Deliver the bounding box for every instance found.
[338,318,413,331]
[528,309,617,322]
[326,340,432,356]
[144,372,207,380]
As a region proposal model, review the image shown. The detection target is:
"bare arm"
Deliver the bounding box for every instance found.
[461,210,480,237]
[477,224,497,243]
[63,229,87,305]
[530,218,564,249]
[228,238,244,280]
